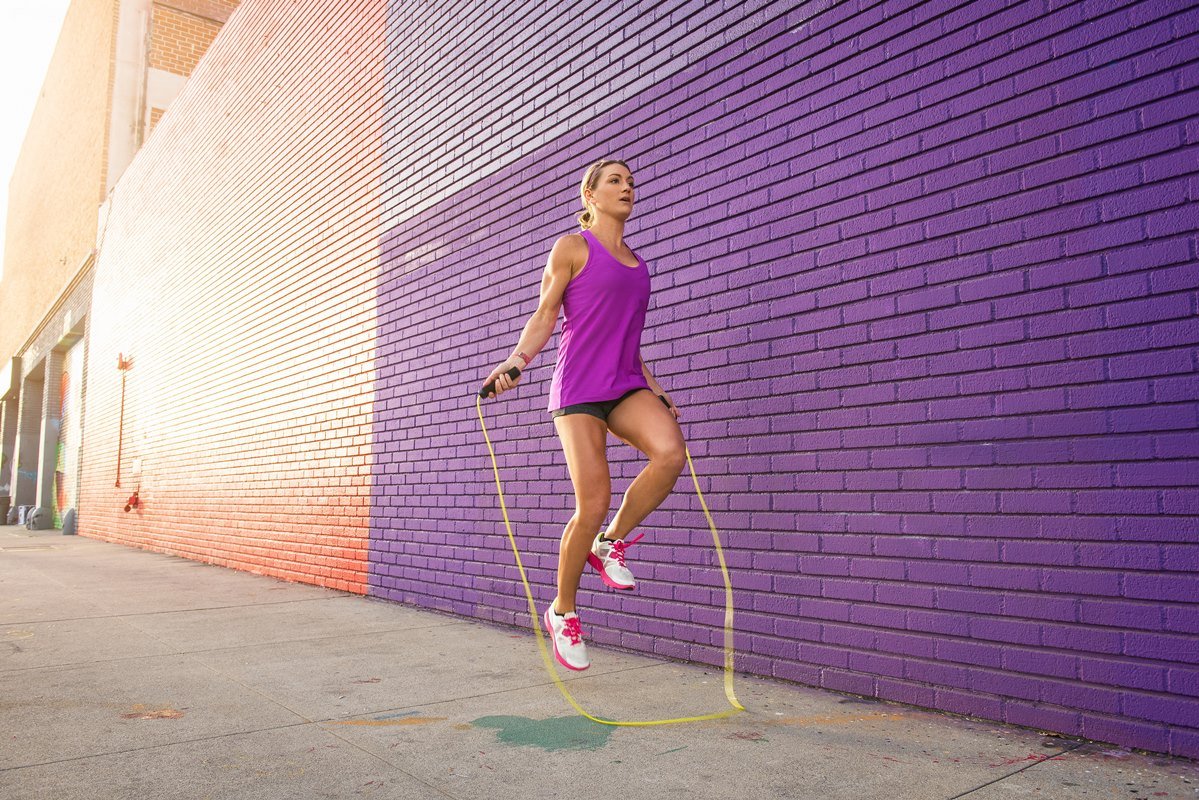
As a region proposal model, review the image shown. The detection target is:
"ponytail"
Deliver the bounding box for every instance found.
[577,158,629,230]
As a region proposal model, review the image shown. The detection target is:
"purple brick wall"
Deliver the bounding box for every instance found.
[372,0,1199,758]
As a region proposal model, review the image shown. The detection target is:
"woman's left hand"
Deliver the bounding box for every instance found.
[658,393,680,420]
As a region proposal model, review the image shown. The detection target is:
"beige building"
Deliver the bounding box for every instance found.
[0,0,238,528]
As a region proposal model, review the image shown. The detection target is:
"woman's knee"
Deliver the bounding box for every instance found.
[654,443,686,476]
[573,492,611,529]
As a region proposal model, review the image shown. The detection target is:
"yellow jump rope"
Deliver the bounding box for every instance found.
[475,374,744,727]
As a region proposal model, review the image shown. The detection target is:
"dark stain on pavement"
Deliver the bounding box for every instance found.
[471,715,613,751]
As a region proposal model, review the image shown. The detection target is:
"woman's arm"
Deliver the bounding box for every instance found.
[480,234,581,398]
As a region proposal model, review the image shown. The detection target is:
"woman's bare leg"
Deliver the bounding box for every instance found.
[602,390,686,540]
[552,413,611,613]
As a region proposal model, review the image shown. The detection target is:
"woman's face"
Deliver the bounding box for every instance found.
[587,165,635,221]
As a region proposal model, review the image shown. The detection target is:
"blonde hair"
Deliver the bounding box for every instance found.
[576,158,631,230]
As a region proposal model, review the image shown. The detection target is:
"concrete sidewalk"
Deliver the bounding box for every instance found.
[1,527,1196,800]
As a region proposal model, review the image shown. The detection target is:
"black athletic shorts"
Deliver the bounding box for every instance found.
[551,388,645,422]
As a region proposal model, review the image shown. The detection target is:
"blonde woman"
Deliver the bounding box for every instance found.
[481,158,684,670]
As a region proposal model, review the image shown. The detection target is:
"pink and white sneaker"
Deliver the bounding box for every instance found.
[587,532,644,590]
[543,604,590,671]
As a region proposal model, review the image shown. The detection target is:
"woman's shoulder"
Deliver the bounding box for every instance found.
[553,231,589,252]
[551,232,590,279]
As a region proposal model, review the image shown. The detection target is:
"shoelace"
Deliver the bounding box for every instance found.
[562,615,585,645]
[604,532,644,567]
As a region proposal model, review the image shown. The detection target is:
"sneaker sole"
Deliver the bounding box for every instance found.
[543,608,589,671]
[587,553,636,590]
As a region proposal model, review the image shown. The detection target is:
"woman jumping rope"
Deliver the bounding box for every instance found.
[480,158,685,671]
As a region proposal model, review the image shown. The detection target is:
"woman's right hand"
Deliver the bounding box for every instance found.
[481,357,525,398]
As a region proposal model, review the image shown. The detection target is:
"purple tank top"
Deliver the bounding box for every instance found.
[547,229,652,411]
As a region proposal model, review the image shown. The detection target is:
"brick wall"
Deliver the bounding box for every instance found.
[1,0,239,366]
[149,3,224,76]
[158,0,238,23]
[371,0,1198,758]
[148,106,167,134]
[103,0,120,193]
[80,0,1199,758]
[0,0,119,364]
[79,0,385,593]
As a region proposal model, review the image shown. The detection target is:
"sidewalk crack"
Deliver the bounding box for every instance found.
[944,741,1088,799]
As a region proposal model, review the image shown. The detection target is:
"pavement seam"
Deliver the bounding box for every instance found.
[315,722,464,800]
[0,721,318,772]
[0,718,455,798]
[0,622,682,749]
[68,609,667,798]
[306,660,677,722]
[0,594,373,627]
[117,611,323,727]
[98,610,460,797]
[942,741,1089,799]
[0,662,686,789]
[0,620,472,674]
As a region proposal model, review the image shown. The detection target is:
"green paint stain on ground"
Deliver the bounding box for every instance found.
[471,715,614,752]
